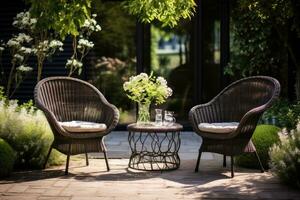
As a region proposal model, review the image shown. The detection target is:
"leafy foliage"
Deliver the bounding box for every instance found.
[91,1,136,60]
[226,0,300,100]
[26,0,92,40]
[236,125,280,169]
[122,0,196,27]
[226,0,291,77]
[269,126,300,188]
[0,138,15,177]
[261,99,300,131]
[90,57,135,111]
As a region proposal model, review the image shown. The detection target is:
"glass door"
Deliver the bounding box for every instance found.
[150,21,194,124]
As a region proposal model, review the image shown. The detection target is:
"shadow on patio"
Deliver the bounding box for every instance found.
[1,157,299,199]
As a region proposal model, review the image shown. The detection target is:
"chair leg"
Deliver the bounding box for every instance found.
[231,156,234,178]
[195,149,202,172]
[254,151,264,173]
[84,144,89,166]
[223,155,226,167]
[103,150,110,171]
[43,145,53,169]
[100,139,110,171]
[65,144,72,175]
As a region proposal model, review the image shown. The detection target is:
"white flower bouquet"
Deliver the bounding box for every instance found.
[123,72,172,123]
[123,72,172,105]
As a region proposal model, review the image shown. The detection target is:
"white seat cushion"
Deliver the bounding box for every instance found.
[58,121,107,133]
[198,122,239,134]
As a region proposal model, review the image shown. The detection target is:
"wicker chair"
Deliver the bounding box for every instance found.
[189,76,280,177]
[34,77,119,175]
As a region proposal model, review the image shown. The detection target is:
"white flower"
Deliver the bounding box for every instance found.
[78,39,94,49]
[13,11,37,30]
[140,73,148,79]
[30,18,37,24]
[20,47,32,54]
[37,40,49,52]
[16,65,33,72]
[167,87,173,97]
[83,20,91,28]
[16,11,25,19]
[0,47,4,52]
[123,82,130,90]
[66,59,83,68]
[157,76,167,85]
[96,25,101,31]
[13,54,24,62]
[49,40,63,49]
[16,33,32,43]
[82,16,101,32]
[7,39,20,48]
[90,19,97,26]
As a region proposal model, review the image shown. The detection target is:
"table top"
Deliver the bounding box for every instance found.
[127,122,183,132]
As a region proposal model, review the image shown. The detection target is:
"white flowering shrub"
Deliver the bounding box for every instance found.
[12,12,64,82]
[66,14,101,76]
[123,72,173,105]
[0,88,63,169]
[0,10,64,97]
[269,125,300,188]
[12,11,37,30]
[4,33,33,97]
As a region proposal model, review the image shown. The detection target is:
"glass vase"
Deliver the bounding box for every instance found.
[137,102,151,125]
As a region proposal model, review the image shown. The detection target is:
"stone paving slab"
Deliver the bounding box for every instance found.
[1,157,299,200]
[93,131,202,160]
[1,131,299,199]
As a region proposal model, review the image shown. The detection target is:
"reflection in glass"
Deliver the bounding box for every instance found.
[202,0,221,102]
[150,22,193,123]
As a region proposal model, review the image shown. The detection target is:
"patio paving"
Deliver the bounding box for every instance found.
[0,131,299,200]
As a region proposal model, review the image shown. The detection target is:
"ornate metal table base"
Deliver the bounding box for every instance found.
[127,123,182,171]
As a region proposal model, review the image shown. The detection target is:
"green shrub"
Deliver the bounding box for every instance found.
[0,97,63,169]
[261,99,300,131]
[269,127,300,188]
[0,138,16,177]
[236,125,280,169]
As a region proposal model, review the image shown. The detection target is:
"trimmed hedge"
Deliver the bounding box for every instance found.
[0,138,15,177]
[236,125,280,169]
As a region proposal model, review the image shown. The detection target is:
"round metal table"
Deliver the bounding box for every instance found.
[127,123,183,171]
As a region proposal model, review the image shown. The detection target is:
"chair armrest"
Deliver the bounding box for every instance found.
[231,105,266,139]
[101,102,119,134]
[35,100,74,138]
[189,102,221,136]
